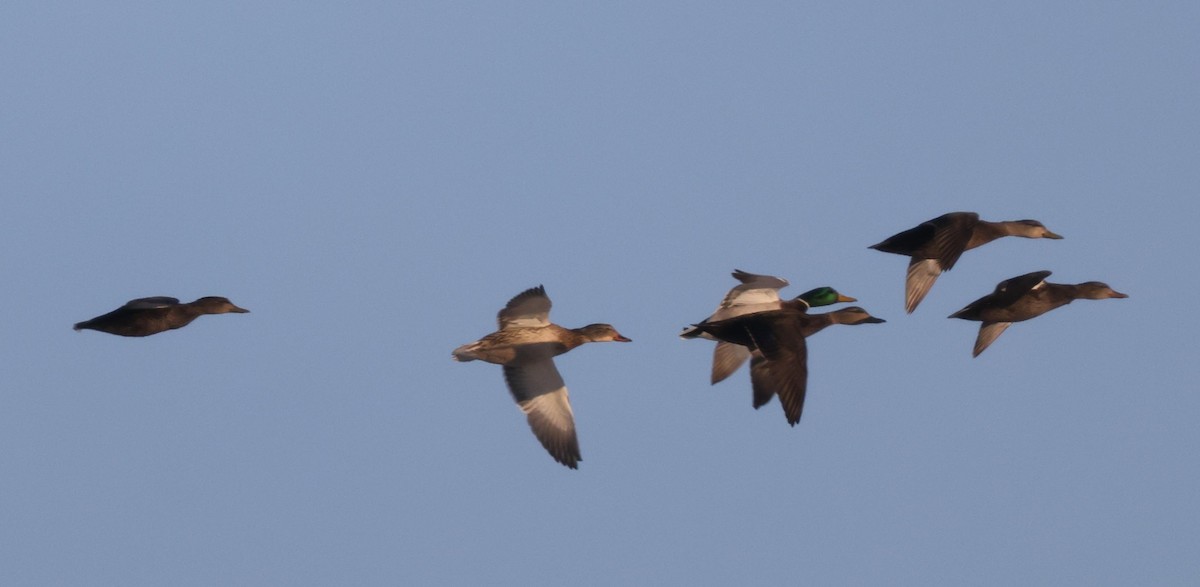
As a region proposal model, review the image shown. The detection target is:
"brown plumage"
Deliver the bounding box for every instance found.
[73,296,249,337]
[452,285,630,469]
[679,270,856,385]
[748,306,886,412]
[869,212,1063,313]
[692,302,885,426]
[949,270,1128,356]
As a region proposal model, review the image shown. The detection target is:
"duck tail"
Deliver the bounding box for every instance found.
[451,343,478,362]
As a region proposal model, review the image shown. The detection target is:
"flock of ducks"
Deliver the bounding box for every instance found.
[73,211,1127,470]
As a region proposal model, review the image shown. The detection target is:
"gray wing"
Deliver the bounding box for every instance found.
[710,341,751,385]
[973,322,1012,357]
[502,359,580,469]
[123,297,180,310]
[904,258,942,314]
[498,285,552,330]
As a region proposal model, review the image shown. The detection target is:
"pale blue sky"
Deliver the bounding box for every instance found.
[2,2,1198,585]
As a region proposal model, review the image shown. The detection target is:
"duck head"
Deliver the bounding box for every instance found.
[1075,282,1128,300]
[577,323,632,342]
[192,296,250,314]
[794,287,856,309]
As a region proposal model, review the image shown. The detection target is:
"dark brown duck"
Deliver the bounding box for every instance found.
[748,306,886,413]
[949,270,1127,356]
[74,296,249,337]
[870,211,1063,313]
[691,302,885,426]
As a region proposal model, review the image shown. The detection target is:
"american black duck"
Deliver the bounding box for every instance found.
[949,270,1127,356]
[869,212,1063,313]
[74,296,249,337]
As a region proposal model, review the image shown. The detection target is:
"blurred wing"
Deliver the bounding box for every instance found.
[498,285,552,330]
[502,360,580,468]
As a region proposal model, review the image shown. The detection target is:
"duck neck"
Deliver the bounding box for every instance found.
[562,327,594,350]
[178,303,210,319]
[966,220,1016,250]
[800,312,837,337]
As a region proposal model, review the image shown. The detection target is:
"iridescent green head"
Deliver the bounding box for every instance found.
[794,287,856,309]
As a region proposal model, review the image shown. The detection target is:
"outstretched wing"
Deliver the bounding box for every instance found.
[502,360,580,468]
[498,285,552,330]
[972,322,1013,357]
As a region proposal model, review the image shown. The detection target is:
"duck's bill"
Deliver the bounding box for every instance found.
[231,306,250,313]
[614,334,633,342]
[837,294,858,303]
[862,316,886,323]
[1044,231,1064,239]
[1108,290,1129,299]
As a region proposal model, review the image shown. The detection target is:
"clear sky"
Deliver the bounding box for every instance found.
[2,2,1197,585]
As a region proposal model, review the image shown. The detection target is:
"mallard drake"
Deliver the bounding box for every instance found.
[680,269,856,384]
[869,212,1063,313]
[748,306,886,413]
[452,285,630,469]
[690,301,885,426]
[73,296,249,337]
[949,270,1127,356]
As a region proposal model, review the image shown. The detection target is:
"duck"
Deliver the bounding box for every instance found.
[452,285,631,469]
[73,296,249,337]
[680,269,856,385]
[949,270,1127,356]
[690,301,885,426]
[869,212,1063,313]
[748,306,886,413]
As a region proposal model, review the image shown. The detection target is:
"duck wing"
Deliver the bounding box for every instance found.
[739,315,809,426]
[714,270,787,316]
[502,359,580,469]
[950,270,1052,319]
[710,341,751,384]
[904,258,943,314]
[681,270,788,340]
[749,351,775,409]
[498,285,552,330]
[122,297,180,310]
[922,212,978,271]
[972,322,1012,357]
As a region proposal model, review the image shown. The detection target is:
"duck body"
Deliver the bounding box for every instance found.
[869,212,1063,313]
[692,302,885,426]
[680,270,855,385]
[949,270,1127,356]
[452,285,630,469]
[74,296,249,337]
